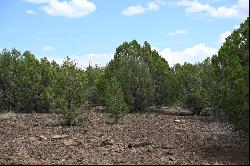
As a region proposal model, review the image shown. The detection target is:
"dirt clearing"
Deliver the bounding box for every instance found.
[0,107,248,165]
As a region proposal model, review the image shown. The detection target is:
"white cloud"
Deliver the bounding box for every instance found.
[177,0,249,19]
[42,46,54,51]
[26,9,35,15]
[217,31,231,46]
[26,0,96,18]
[25,0,49,4]
[216,24,242,46]
[123,1,161,16]
[155,0,166,6]
[154,43,218,66]
[167,29,188,36]
[122,5,146,16]
[233,24,240,29]
[44,42,219,68]
[45,53,114,69]
[147,1,160,11]
[82,53,114,68]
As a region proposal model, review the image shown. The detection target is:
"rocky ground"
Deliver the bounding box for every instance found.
[0,107,249,165]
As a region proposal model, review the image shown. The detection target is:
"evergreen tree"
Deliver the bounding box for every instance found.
[49,57,87,126]
[142,41,172,106]
[104,40,155,112]
[104,77,128,123]
[85,65,104,106]
[211,17,249,131]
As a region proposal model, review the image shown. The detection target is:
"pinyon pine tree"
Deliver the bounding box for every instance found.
[104,77,129,123]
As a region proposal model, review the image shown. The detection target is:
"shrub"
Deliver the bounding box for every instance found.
[104,77,129,123]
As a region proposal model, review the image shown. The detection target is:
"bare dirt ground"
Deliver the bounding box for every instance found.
[0,107,249,165]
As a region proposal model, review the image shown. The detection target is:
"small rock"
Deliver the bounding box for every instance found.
[64,139,74,146]
[52,134,68,139]
[162,157,169,162]
[101,151,109,156]
[164,150,174,155]
[39,135,48,140]
[128,141,151,148]
[29,137,37,141]
[62,128,70,132]
[214,161,220,165]
[100,139,113,147]
[161,144,175,149]
[114,159,126,164]
[174,119,181,123]
[76,158,83,162]
[169,156,175,161]
[162,107,170,109]
[203,162,211,165]
[147,146,154,152]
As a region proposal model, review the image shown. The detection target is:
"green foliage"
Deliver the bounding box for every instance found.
[104,40,155,112]
[211,17,249,131]
[0,51,89,126]
[85,65,104,106]
[0,49,22,111]
[49,57,87,126]
[142,41,172,105]
[104,77,128,123]
[170,62,206,114]
[0,49,14,110]
[168,17,249,132]
[18,51,42,112]
[0,17,248,133]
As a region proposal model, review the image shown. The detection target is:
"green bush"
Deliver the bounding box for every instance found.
[104,77,128,123]
[104,40,155,112]
[211,17,249,131]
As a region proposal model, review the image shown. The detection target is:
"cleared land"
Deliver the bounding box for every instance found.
[0,107,249,165]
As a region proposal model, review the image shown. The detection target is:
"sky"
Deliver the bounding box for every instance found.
[0,0,249,68]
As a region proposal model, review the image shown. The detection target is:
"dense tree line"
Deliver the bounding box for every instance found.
[0,18,248,131]
[169,17,249,131]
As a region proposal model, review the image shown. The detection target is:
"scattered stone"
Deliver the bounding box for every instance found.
[164,151,174,155]
[214,161,220,165]
[0,109,248,165]
[161,157,169,163]
[29,137,37,141]
[98,133,104,137]
[39,135,48,140]
[62,128,70,133]
[52,134,69,139]
[63,139,74,146]
[147,146,154,152]
[114,159,126,164]
[101,151,109,156]
[203,162,211,165]
[128,141,151,148]
[169,156,175,161]
[161,144,175,149]
[100,139,114,147]
[174,119,181,123]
